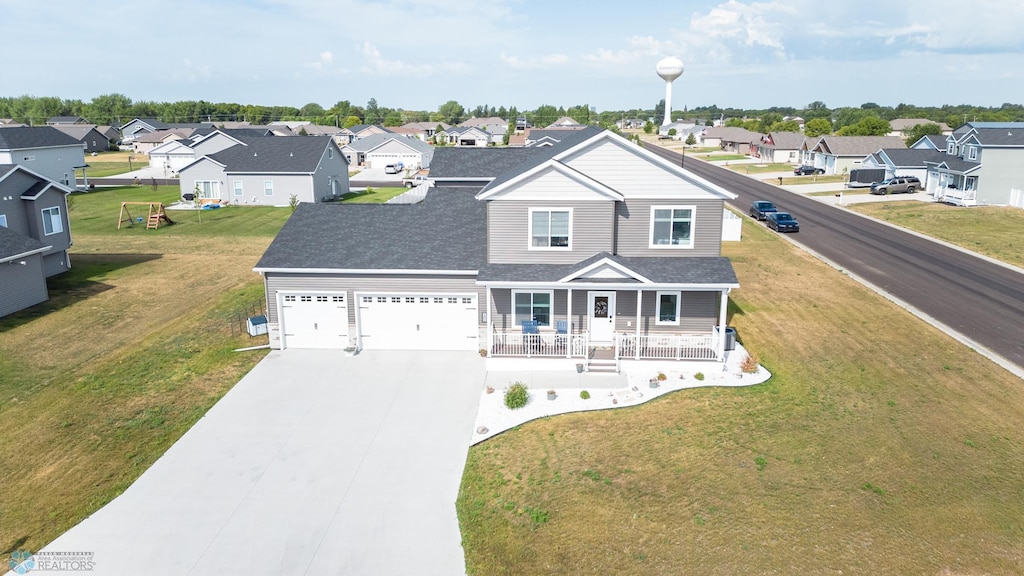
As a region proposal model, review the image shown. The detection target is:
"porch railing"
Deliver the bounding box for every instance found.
[616,333,718,361]
[490,331,588,358]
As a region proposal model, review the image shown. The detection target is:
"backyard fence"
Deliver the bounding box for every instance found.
[230,300,268,337]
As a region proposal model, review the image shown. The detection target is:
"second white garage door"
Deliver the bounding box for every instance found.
[358,294,478,351]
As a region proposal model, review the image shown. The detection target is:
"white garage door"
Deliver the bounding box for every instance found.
[281,293,349,349]
[358,294,478,351]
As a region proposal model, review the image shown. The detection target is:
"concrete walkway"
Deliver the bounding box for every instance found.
[37,350,484,576]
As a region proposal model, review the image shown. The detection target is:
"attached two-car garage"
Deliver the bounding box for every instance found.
[277,291,478,351]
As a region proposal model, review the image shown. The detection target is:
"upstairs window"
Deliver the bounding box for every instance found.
[42,206,63,235]
[967,146,978,161]
[529,208,571,249]
[650,206,694,248]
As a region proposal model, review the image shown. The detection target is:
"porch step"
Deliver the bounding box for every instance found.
[587,358,619,373]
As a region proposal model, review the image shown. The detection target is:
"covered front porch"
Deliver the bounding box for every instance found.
[927,161,980,206]
[479,253,739,373]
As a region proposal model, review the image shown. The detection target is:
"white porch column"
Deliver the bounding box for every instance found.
[717,288,730,361]
[486,286,493,354]
[635,289,642,360]
[566,288,573,358]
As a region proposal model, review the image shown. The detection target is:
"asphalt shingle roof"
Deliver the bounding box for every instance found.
[816,135,905,156]
[0,126,82,149]
[878,148,948,167]
[428,148,536,179]
[0,217,47,260]
[970,127,1024,146]
[342,133,433,153]
[762,131,805,149]
[478,252,738,285]
[207,136,334,173]
[255,187,486,271]
[925,155,981,173]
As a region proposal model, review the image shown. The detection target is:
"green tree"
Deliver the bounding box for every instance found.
[685,133,697,146]
[342,115,361,128]
[904,122,943,146]
[300,102,325,117]
[835,116,889,136]
[804,118,832,138]
[643,121,655,134]
[384,112,403,126]
[653,99,665,123]
[804,101,831,120]
[438,100,465,124]
[532,104,558,127]
[768,120,801,132]
[364,98,381,124]
[86,93,133,125]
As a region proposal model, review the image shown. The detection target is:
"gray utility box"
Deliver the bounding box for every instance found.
[715,326,737,351]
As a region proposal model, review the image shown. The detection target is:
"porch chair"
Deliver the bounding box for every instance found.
[555,319,569,352]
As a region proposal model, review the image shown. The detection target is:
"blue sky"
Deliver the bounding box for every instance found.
[3,0,1023,113]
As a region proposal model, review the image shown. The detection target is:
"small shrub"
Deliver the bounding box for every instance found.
[694,372,705,381]
[504,382,529,410]
[754,455,767,471]
[740,352,760,373]
[657,372,667,381]
[580,390,590,400]
[288,194,299,212]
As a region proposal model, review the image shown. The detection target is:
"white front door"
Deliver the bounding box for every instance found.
[588,291,616,344]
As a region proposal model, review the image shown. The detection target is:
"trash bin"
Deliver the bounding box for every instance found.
[716,326,736,351]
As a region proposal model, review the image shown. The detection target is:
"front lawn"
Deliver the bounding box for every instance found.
[84,162,137,177]
[457,219,1024,575]
[341,186,408,204]
[769,174,849,185]
[691,153,748,161]
[849,202,1024,268]
[727,163,794,174]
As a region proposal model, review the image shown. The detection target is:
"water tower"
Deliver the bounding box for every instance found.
[656,57,684,126]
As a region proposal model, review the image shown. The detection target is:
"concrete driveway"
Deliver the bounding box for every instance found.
[39,350,484,576]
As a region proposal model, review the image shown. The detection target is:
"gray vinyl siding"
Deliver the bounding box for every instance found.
[489,288,719,334]
[311,145,349,201]
[0,171,36,234]
[263,272,484,326]
[179,158,226,200]
[487,200,614,264]
[0,145,84,186]
[615,198,724,257]
[0,252,48,317]
[230,173,313,206]
[41,251,69,276]
[975,149,1022,205]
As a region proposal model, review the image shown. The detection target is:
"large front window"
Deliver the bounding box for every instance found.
[650,206,694,248]
[41,207,63,235]
[657,291,680,325]
[513,290,552,326]
[530,209,571,249]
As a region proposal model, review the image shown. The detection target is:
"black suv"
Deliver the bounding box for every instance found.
[749,200,778,220]
[794,165,824,175]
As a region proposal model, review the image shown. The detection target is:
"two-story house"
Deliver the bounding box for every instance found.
[0,164,74,317]
[925,122,1024,207]
[254,127,739,373]
[177,136,349,205]
[0,126,87,188]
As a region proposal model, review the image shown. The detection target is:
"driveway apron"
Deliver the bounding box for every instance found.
[38,350,484,576]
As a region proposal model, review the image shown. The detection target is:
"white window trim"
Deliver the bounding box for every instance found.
[233,180,243,196]
[967,146,978,160]
[649,205,696,249]
[656,291,681,325]
[194,180,219,199]
[0,214,7,227]
[41,206,63,235]
[527,207,573,251]
[264,180,274,196]
[511,289,554,327]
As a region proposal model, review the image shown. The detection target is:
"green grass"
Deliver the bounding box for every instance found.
[807,189,870,196]
[457,219,1024,575]
[691,153,748,161]
[341,186,408,204]
[727,163,794,174]
[849,203,1024,268]
[84,162,137,177]
[68,186,292,237]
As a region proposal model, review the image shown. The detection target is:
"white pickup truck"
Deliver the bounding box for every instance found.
[402,173,430,188]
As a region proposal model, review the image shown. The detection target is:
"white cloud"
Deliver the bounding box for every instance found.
[360,43,470,76]
[303,51,334,70]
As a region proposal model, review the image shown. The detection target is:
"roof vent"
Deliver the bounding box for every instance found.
[289,152,293,157]
[253,152,257,156]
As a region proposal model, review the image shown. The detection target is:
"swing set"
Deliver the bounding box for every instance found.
[117,202,175,229]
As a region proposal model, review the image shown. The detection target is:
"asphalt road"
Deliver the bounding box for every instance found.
[647,144,1024,376]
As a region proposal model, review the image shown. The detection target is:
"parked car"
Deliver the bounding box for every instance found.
[384,163,402,174]
[402,174,429,188]
[766,211,800,233]
[794,165,824,175]
[749,200,778,220]
[870,176,921,195]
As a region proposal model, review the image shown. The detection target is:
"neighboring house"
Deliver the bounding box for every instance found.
[119,118,171,142]
[514,116,532,131]
[0,126,87,188]
[800,135,905,175]
[444,126,490,147]
[910,134,948,150]
[0,164,74,317]
[860,147,945,183]
[460,117,506,130]
[925,122,1024,207]
[254,127,740,374]
[546,116,582,128]
[344,125,391,140]
[189,130,252,157]
[340,133,434,169]
[507,133,527,147]
[701,127,763,154]
[46,116,87,125]
[755,132,805,163]
[132,129,194,154]
[400,122,450,140]
[147,139,196,173]
[178,136,349,206]
[658,122,701,140]
[888,118,952,138]
[51,124,112,153]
